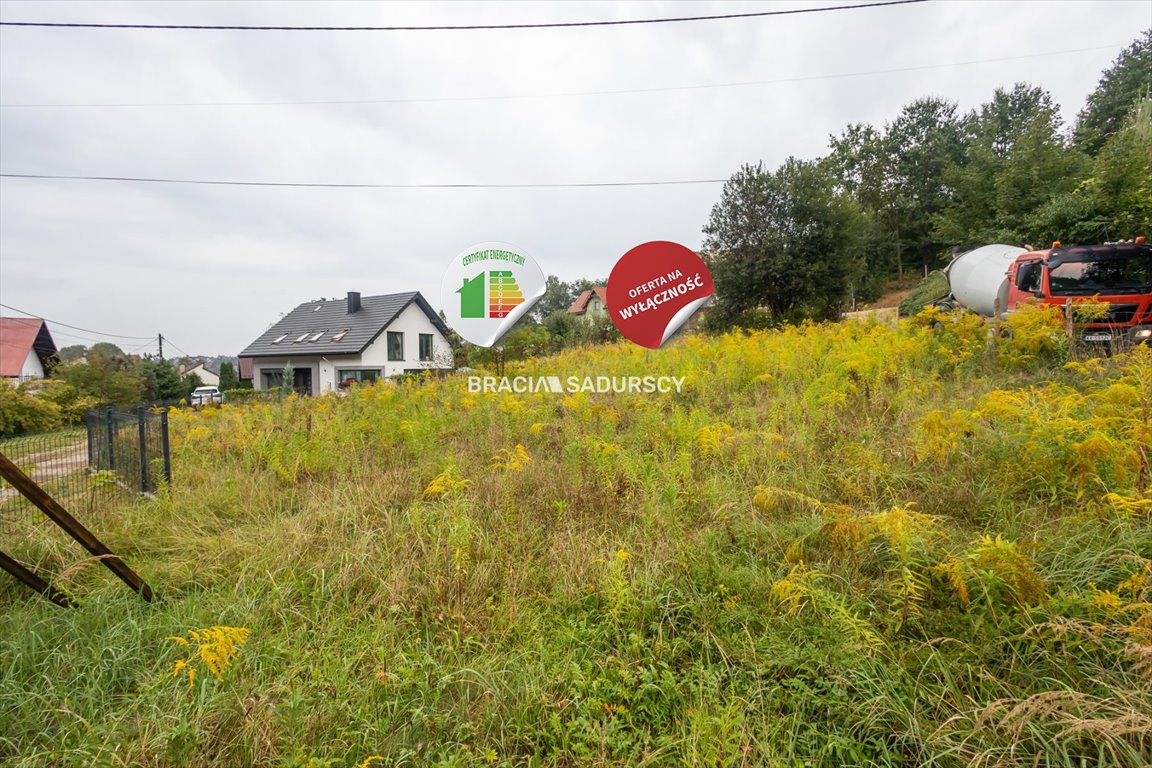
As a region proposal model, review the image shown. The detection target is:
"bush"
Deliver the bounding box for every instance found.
[221,388,279,404]
[899,270,950,316]
[33,379,101,424]
[0,382,62,437]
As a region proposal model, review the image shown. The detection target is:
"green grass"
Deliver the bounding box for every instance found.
[0,426,86,452]
[1,316,1150,767]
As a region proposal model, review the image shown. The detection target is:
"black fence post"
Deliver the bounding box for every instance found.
[105,407,115,471]
[159,410,171,485]
[85,410,95,469]
[136,406,149,494]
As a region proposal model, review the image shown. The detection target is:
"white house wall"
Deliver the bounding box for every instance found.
[21,348,44,380]
[356,303,454,373]
[250,302,453,394]
[186,366,220,386]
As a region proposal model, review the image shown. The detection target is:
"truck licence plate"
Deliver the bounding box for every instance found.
[1083,333,1112,343]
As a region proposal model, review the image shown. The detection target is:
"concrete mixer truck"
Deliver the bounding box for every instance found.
[943,238,1152,345]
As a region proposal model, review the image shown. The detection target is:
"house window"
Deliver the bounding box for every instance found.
[337,369,380,387]
[332,329,349,342]
[419,333,433,362]
[387,331,404,361]
[272,334,287,344]
[262,370,284,389]
[294,333,309,343]
[309,330,326,342]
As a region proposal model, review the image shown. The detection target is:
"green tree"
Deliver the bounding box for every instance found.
[935,84,1087,247]
[1035,98,1152,241]
[882,97,966,274]
[37,380,100,424]
[538,309,620,353]
[218,361,238,391]
[542,309,582,345]
[826,100,966,282]
[703,159,864,328]
[1074,30,1152,156]
[182,373,205,401]
[1084,97,1152,237]
[57,344,87,362]
[138,359,186,402]
[825,122,901,296]
[569,278,607,297]
[438,309,468,368]
[54,345,144,405]
[532,276,577,321]
[88,342,126,358]
[465,322,550,368]
[0,383,62,436]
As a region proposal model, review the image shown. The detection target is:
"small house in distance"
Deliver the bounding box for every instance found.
[0,317,57,384]
[238,291,453,395]
[566,286,609,324]
[179,362,219,387]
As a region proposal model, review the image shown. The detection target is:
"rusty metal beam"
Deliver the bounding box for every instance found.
[0,451,154,602]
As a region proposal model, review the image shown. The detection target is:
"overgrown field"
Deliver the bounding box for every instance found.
[3,309,1151,767]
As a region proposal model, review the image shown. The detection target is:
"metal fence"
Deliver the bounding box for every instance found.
[1,408,170,541]
[0,416,162,605]
[85,406,171,495]
[0,427,94,542]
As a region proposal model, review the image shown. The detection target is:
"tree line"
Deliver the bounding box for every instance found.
[0,344,242,436]
[703,31,1151,329]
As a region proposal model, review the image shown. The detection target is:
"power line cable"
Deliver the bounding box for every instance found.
[0,1,927,32]
[0,174,728,189]
[0,302,155,339]
[50,328,130,345]
[127,338,160,355]
[159,336,192,358]
[0,44,1118,109]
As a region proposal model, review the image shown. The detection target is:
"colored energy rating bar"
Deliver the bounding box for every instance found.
[488,270,525,318]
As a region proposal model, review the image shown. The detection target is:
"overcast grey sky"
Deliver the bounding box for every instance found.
[0,0,1148,355]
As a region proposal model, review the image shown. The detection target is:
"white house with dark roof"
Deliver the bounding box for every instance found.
[239,291,453,395]
[180,362,219,387]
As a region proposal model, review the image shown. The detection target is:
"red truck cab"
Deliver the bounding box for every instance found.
[1005,239,1152,344]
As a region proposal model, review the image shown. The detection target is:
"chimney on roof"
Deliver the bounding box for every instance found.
[346,291,361,314]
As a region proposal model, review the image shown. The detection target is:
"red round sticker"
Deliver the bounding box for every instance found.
[606,241,714,349]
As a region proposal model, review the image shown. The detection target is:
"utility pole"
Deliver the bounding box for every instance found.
[158,334,164,361]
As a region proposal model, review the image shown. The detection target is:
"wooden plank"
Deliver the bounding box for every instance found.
[0,549,77,608]
[0,451,154,602]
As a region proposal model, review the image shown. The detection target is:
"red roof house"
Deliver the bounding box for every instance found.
[566,287,610,323]
[0,317,58,382]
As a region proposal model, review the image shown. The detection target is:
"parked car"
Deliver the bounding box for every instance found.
[189,386,224,405]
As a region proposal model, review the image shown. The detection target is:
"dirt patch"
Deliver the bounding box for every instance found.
[862,285,916,310]
[0,438,88,503]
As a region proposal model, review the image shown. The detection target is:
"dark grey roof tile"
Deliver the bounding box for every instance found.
[240,292,446,357]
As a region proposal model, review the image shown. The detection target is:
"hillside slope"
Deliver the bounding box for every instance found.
[3,309,1151,767]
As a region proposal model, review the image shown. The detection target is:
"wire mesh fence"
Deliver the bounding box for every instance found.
[85,406,171,495]
[0,426,136,590]
[1,408,170,578]
[0,427,93,541]
[0,418,162,604]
